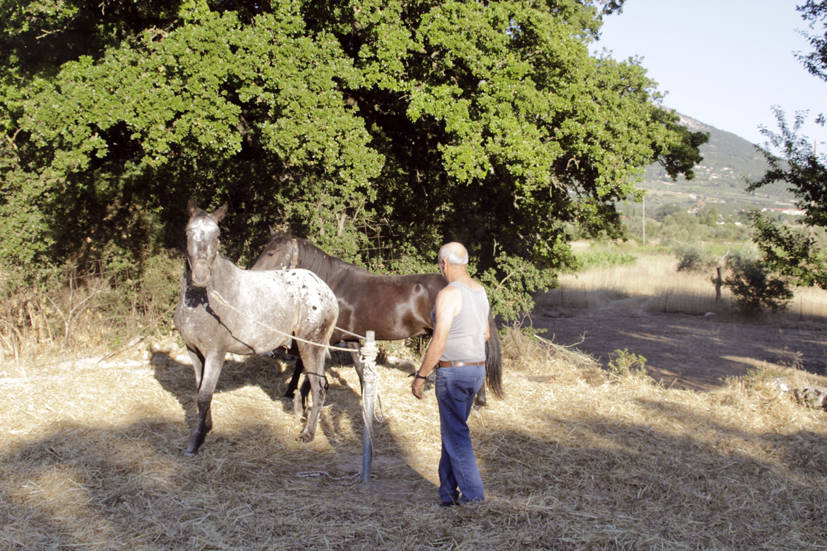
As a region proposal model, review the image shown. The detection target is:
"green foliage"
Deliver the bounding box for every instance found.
[749,211,827,287]
[574,250,637,271]
[749,109,827,231]
[478,252,558,323]
[700,206,719,227]
[746,4,827,290]
[654,204,684,220]
[723,252,794,313]
[796,0,827,81]
[621,204,752,246]
[607,348,648,378]
[747,109,827,288]
[647,106,708,181]
[1,0,705,295]
[672,242,715,273]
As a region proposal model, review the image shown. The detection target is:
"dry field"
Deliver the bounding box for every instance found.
[536,251,827,390]
[1,255,827,550]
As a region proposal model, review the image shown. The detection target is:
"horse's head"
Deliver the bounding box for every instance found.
[185,199,228,287]
[252,229,296,271]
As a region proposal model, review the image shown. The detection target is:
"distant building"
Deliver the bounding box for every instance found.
[687,199,706,215]
[761,207,805,216]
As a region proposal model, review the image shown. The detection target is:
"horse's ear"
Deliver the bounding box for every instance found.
[268,226,277,238]
[187,198,199,217]
[212,202,228,223]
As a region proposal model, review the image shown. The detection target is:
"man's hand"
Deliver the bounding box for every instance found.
[411,376,425,399]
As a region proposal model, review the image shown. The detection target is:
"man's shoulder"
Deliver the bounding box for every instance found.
[438,284,462,299]
[449,278,485,292]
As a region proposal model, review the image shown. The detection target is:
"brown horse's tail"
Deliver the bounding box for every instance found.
[485,314,504,399]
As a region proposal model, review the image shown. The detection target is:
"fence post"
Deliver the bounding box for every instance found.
[360,330,378,484]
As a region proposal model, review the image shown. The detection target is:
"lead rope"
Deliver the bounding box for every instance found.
[295,471,377,485]
[359,336,384,423]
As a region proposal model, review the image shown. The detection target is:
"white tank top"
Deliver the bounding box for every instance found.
[434,282,489,362]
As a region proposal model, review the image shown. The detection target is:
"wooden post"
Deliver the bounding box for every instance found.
[715,250,730,302]
[360,331,378,483]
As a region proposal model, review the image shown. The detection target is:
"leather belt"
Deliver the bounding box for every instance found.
[438,360,485,367]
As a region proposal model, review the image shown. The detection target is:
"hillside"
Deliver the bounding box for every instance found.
[639,114,795,215]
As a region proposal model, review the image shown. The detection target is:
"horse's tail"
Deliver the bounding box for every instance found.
[485,314,504,399]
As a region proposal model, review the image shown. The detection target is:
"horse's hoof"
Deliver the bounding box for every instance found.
[284,391,296,399]
[298,431,314,443]
[183,448,199,458]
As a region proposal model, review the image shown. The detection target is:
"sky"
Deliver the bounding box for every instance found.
[595,0,827,147]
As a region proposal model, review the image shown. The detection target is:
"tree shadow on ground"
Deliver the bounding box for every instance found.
[3,376,827,549]
[475,405,827,549]
[532,304,827,390]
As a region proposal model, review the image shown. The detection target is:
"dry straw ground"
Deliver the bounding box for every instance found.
[1,335,826,549]
[1,254,827,550]
[536,251,827,391]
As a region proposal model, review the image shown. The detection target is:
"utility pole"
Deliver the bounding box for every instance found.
[642,196,646,246]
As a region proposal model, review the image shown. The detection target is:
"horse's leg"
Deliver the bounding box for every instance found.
[474,386,487,408]
[293,379,305,416]
[296,343,327,442]
[285,357,304,399]
[187,346,205,390]
[346,341,364,391]
[184,353,224,457]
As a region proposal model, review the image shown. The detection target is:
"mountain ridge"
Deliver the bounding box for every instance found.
[639,112,793,214]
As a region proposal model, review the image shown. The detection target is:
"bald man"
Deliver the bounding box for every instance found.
[412,242,490,506]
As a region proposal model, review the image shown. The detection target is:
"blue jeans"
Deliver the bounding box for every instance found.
[435,363,485,504]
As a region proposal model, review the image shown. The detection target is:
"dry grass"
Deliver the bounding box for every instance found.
[2,327,827,550]
[0,255,181,371]
[551,251,827,320]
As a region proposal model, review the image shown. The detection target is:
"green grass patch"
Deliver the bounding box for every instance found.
[574,250,637,271]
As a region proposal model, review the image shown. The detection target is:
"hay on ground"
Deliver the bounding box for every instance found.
[1,329,826,550]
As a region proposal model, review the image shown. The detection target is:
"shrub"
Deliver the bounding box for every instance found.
[672,242,715,273]
[724,253,794,313]
[608,348,648,378]
[479,253,557,323]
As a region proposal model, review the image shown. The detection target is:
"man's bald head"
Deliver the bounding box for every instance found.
[438,242,469,266]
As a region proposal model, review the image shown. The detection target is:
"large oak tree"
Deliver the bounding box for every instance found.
[1,0,705,298]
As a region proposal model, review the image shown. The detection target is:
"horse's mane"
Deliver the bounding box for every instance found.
[272,231,371,282]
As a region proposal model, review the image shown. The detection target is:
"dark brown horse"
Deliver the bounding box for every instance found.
[174,201,339,456]
[251,231,503,406]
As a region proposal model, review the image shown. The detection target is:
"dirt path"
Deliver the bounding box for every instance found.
[531,300,827,391]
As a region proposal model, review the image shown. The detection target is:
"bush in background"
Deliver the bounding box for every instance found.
[0,252,182,362]
[672,242,716,273]
[724,252,794,313]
